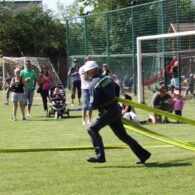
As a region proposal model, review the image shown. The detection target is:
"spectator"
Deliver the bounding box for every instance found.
[157,72,164,87]
[2,72,12,105]
[170,61,179,92]
[38,65,53,117]
[20,60,36,117]
[185,73,194,97]
[10,68,27,121]
[79,56,93,126]
[149,86,173,124]
[102,64,111,76]
[169,91,184,124]
[120,94,144,125]
[68,59,81,106]
[120,94,135,115]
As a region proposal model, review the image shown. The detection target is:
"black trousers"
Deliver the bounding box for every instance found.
[71,80,81,99]
[6,87,11,99]
[40,90,49,111]
[175,110,182,116]
[87,102,150,160]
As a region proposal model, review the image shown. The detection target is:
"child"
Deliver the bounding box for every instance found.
[170,91,184,123]
[2,72,12,105]
[51,87,64,107]
[185,73,194,97]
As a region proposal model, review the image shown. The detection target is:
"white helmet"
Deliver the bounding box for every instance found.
[84,61,98,72]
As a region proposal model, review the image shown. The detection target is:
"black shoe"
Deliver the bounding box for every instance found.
[86,156,106,163]
[136,152,151,164]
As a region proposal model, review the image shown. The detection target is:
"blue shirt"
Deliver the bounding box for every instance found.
[89,73,119,109]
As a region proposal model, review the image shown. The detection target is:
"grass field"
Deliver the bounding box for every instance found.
[0,89,194,195]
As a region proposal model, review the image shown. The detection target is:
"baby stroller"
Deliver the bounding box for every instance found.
[48,84,69,119]
[122,73,133,92]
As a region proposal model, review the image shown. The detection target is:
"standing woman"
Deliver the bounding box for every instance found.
[10,68,27,121]
[38,65,53,116]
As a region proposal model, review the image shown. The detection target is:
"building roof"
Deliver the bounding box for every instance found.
[169,23,195,33]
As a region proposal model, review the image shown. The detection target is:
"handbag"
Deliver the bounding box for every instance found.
[37,84,42,93]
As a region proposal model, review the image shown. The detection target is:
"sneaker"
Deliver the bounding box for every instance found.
[27,113,31,118]
[22,117,26,120]
[136,152,151,164]
[4,102,8,105]
[11,117,17,121]
[87,120,91,125]
[86,156,106,163]
[82,121,87,126]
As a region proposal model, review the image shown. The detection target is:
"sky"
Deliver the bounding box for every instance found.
[2,0,75,13]
[42,0,75,13]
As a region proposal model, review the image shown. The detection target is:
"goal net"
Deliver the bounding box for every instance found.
[137,30,195,103]
[2,57,62,99]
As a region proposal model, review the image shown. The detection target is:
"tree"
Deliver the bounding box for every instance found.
[0,3,66,60]
[56,0,81,20]
[76,0,157,15]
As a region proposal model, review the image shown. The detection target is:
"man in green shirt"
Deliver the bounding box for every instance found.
[20,60,36,117]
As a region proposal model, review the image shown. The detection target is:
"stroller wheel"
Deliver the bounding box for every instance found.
[67,109,70,117]
[54,111,58,119]
[48,111,51,117]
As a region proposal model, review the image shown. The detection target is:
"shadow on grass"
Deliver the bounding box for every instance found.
[145,162,192,168]
[26,115,82,121]
[95,160,193,169]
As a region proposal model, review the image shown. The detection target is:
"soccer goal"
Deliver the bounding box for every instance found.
[137,30,195,103]
[2,57,62,99]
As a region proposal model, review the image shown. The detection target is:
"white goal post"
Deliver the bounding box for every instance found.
[137,30,195,103]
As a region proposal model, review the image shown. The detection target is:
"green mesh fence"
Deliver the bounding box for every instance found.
[66,0,195,98]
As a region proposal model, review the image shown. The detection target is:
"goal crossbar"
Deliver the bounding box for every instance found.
[137,30,195,103]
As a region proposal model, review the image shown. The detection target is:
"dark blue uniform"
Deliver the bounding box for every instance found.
[87,73,151,163]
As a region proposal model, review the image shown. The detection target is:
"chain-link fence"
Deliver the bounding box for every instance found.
[66,0,195,97]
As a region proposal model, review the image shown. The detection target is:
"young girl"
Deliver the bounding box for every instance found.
[170,91,184,123]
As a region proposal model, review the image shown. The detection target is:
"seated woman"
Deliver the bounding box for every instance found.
[120,94,141,124]
[102,64,111,76]
[120,94,135,115]
[51,87,64,107]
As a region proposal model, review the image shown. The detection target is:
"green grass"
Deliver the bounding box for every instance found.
[0,90,194,195]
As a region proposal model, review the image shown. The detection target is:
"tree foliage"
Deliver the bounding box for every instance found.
[0,3,66,59]
[77,0,157,15]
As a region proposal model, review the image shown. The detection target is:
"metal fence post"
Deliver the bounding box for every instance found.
[66,20,71,89]
[176,0,181,92]
[106,13,110,68]
[84,16,88,56]
[131,7,136,95]
[160,1,166,91]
